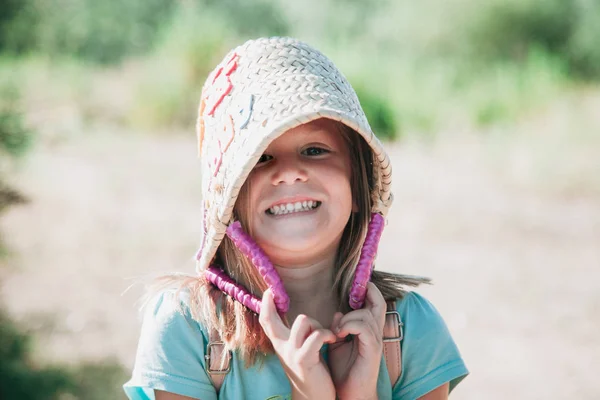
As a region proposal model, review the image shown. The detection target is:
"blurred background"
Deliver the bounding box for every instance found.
[1,0,599,398]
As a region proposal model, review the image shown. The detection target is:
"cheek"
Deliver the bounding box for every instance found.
[321,162,352,190]
[315,165,353,212]
[246,172,266,210]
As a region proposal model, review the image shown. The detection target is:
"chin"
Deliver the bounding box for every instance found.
[259,240,329,264]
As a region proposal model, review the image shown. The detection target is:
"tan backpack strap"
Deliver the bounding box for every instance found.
[205,326,231,393]
[383,300,403,386]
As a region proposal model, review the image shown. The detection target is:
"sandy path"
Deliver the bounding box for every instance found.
[1,121,599,399]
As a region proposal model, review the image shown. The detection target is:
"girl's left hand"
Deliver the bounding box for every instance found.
[327,282,387,400]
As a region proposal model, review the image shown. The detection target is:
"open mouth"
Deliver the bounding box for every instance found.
[265,200,322,216]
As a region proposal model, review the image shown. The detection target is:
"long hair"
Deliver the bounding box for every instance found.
[146,121,430,367]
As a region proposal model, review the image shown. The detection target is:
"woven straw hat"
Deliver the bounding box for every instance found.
[195,37,393,273]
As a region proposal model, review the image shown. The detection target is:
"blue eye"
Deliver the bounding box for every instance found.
[303,147,329,156]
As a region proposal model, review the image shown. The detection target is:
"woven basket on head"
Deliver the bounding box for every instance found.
[195,37,393,273]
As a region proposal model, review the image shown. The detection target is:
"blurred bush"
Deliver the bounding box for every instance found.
[462,49,568,126]
[0,84,33,160]
[0,308,127,400]
[0,81,31,232]
[0,309,72,399]
[0,0,176,64]
[0,89,31,243]
[353,83,399,140]
[0,0,287,65]
[1,0,599,134]
[459,0,600,79]
[128,4,237,129]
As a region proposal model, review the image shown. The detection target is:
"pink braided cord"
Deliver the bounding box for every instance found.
[205,265,262,314]
[226,221,290,313]
[349,213,385,309]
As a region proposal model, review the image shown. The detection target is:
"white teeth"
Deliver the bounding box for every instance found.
[268,201,320,215]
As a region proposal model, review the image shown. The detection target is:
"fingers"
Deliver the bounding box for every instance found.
[364,282,386,331]
[337,309,380,340]
[330,312,343,333]
[336,315,383,353]
[298,328,337,362]
[335,284,387,350]
[259,289,289,343]
[290,314,323,348]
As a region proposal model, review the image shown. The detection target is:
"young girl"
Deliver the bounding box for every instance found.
[124,37,468,400]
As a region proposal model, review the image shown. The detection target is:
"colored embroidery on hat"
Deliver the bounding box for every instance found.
[219,115,235,154]
[233,93,254,130]
[205,53,239,116]
[199,53,240,179]
[197,98,206,155]
[209,115,236,177]
[206,76,232,116]
[213,182,224,194]
[210,155,223,178]
[222,53,238,76]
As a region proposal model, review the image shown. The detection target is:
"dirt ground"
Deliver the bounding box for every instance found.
[2,96,599,399]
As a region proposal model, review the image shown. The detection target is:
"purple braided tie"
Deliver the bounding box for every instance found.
[205,265,262,314]
[349,213,385,309]
[226,221,290,313]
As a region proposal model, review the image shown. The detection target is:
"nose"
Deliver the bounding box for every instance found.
[270,156,308,185]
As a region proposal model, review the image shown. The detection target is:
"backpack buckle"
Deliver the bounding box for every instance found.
[205,340,231,374]
[383,310,404,342]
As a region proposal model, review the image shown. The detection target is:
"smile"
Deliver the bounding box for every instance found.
[266,201,322,216]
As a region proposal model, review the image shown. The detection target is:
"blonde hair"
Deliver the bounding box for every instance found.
[147,120,430,367]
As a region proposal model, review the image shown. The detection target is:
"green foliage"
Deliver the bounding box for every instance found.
[0,0,23,49]
[0,310,71,399]
[567,1,600,78]
[129,0,287,129]
[0,0,177,64]
[0,309,127,400]
[2,0,598,134]
[0,110,33,158]
[353,84,399,140]
[0,0,288,65]
[202,0,288,38]
[128,5,236,129]
[464,49,568,127]
[66,362,128,400]
[462,0,600,79]
[0,81,31,216]
[465,0,575,61]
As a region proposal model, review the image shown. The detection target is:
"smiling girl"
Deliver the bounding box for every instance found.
[124,37,468,400]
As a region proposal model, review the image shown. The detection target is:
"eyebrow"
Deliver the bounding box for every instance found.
[303,128,337,140]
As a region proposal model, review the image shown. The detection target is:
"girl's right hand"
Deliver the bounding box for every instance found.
[259,289,337,400]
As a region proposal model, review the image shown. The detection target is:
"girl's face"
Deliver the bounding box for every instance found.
[241,118,355,267]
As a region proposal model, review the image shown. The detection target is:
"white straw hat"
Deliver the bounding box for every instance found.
[195,37,393,273]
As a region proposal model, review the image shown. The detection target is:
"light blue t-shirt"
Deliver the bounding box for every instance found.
[123,290,468,400]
